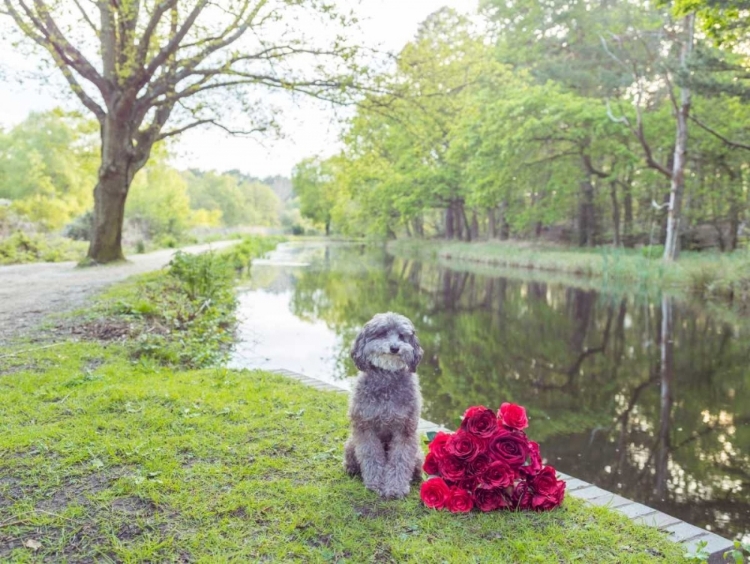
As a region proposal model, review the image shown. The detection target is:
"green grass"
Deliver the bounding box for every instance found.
[0,341,691,563]
[389,239,750,304]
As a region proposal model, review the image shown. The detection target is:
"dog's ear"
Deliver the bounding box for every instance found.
[407,331,423,373]
[350,326,369,371]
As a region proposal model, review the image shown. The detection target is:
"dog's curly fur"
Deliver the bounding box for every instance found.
[344,312,424,499]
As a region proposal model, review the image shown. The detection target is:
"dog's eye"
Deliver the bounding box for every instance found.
[398,333,406,341]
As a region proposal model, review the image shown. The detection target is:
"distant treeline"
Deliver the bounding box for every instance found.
[293,3,749,253]
[0,110,304,244]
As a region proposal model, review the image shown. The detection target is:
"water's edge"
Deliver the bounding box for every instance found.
[269,367,735,564]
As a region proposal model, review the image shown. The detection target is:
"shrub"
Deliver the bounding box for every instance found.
[64,210,94,241]
[640,245,664,259]
[223,235,285,274]
[0,231,86,265]
[168,250,234,302]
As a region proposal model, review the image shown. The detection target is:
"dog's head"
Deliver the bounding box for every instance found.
[350,312,423,373]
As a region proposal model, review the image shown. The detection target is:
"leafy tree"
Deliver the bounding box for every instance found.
[292,157,340,235]
[0,110,98,230]
[1,0,359,262]
[241,181,282,227]
[126,148,194,240]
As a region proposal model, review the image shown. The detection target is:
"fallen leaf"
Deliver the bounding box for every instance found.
[24,539,41,551]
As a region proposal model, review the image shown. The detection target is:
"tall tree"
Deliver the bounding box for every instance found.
[1,0,358,262]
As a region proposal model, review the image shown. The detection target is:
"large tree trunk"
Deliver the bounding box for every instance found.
[470,210,479,241]
[487,208,497,239]
[622,181,634,248]
[499,200,510,240]
[578,178,596,247]
[87,119,138,263]
[610,180,621,247]
[412,216,424,238]
[459,202,472,242]
[88,180,128,263]
[445,205,455,239]
[663,14,694,261]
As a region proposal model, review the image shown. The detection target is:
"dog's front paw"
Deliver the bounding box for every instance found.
[381,482,410,500]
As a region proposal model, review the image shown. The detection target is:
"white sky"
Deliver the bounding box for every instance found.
[0,0,473,178]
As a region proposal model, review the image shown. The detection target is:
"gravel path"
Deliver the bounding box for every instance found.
[0,241,236,344]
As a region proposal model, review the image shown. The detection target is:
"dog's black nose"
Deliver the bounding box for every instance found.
[390,345,400,354]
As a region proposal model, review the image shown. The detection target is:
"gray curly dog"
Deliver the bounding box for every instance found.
[344,312,424,499]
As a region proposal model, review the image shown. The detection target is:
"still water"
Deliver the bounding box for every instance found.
[229,241,749,541]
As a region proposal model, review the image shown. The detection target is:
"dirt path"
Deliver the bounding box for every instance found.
[0,241,236,344]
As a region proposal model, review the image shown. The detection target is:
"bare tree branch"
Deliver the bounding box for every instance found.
[71,0,97,34]
[158,119,266,140]
[2,0,106,119]
[690,115,750,151]
[140,0,209,84]
[135,0,177,69]
[98,1,117,82]
[25,0,107,91]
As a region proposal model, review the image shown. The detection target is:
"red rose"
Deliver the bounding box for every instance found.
[420,477,451,509]
[468,453,491,478]
[423,452,440,476]
[447,487,474,513]
[499,402,528,431]
[445,431,482,463]
[460,406,499,438]
[428,431,451,458]
[457,477,479,492]
[438,454,466,483]
[474,487,511,512]
[488,429,529,469]
[512,481,533,511]
[520,440,542,478]
[479,460,515,489]
[529,466,565,511]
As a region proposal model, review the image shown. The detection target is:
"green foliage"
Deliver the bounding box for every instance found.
[125,149,195,242]
[0,231,87,265]
[641,245,666,259]
[684,539,710,562]
[0,110,98,230]
[63,210,93,241]
[292,157,340,235]
[168,250,235,303]
[185,170,282,228]
[292,3,749,255]
[222,235,286,274]
[723,540,750,564]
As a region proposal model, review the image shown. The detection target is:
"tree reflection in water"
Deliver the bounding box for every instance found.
[287,243,749,540]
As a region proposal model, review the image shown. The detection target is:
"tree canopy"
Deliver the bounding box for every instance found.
[293,4,750,256]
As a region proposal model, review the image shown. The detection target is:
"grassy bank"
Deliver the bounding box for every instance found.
[0,342,690,563]
[0,240,692,562]
[389,239,750,305]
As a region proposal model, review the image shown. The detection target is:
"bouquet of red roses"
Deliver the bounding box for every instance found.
[420,403,565,513]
